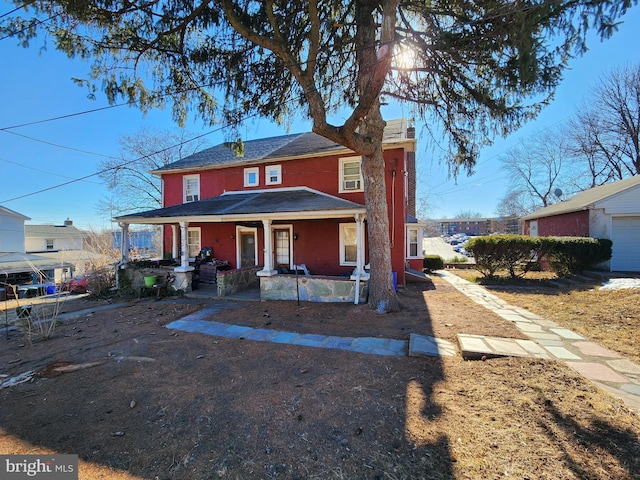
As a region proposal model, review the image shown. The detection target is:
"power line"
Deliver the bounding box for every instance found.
[0,155,101,184]
[1,129,121,160]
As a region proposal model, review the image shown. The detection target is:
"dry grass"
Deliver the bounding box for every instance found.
[450,268,640,365]
[1,283,639,479]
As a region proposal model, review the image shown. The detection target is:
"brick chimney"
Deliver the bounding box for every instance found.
[406,126,416,218]
[64,218,73,226]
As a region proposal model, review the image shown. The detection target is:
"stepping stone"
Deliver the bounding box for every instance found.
[457,334,540,360]
[409,334,456,357]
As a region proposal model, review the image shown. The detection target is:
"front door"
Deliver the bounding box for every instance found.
[273,228,291,270]
[240,231,256,267]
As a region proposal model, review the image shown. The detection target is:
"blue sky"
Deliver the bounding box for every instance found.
[1,6,639,230]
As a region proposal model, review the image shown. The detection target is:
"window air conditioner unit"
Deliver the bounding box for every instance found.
[186,194,199,202]
[344,180,360,190]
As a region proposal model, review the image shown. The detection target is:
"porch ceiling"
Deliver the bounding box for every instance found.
[114,187,367,225]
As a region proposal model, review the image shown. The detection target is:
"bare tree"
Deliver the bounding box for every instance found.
[568,64,640,187]
[453,210,484,219]
[97,128,209,217]
[498,131,573,215]
[496,190,536,218]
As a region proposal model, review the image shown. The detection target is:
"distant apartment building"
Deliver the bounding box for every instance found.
[433,217,520,236]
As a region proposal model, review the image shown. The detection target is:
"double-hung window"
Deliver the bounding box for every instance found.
[339,223,358,265]
[244,167,259,187]
[183,174,200,203]
[339,156,364,193]
[407,227,421,258]
[265,165,282,185]
[187,227,201,258]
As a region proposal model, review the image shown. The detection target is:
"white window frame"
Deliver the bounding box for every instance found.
[45,239,54,251]
[236,226,258,268]
[273,224,293,268]
[244,167,260,187]
[183,174,200,203]
[339,223,358,266]
[187,227,201,259]
[265,165,282,185]
[339,156,364,193]
[406,227,422,259]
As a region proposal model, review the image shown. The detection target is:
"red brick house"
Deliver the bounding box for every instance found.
[114,119,425,301]
[521,175,640,272]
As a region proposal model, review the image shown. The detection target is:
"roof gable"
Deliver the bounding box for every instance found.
[522,175,640,220]
[153,119,411,174]
[0,205,30,221]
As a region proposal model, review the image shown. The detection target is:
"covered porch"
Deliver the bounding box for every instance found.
[113,188,371,303]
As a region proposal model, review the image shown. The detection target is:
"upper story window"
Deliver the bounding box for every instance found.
[46,239,54,251]
[183,174,200,203]
[265,165,282,185]
[244,167,259,187]
[339,156,363,193]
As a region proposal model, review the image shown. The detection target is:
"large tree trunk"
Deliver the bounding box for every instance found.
[360,111,400,312]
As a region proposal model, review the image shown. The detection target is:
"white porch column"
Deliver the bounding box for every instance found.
[118,222,130,263]
[173,221,194,291]
[171,224,179,261]
[174,221,193,271]
[350,214,369,279]
[257,219,277,276]
[352,214,368,304]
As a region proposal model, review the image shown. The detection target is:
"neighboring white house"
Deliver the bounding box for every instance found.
[0,207,75,297]
[25,218,85,253]
[24,219,106,282]
[0,205,30,253]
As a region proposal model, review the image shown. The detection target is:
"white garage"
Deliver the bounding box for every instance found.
[611,216,640,272]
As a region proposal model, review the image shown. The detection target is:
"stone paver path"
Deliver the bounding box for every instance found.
[437,270,640,412]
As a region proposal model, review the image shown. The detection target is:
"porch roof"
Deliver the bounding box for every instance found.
[0,252,73,275]
[114,187,367,225]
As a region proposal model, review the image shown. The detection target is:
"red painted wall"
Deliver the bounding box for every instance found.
[524,210,589,237]
[162,147,411,284]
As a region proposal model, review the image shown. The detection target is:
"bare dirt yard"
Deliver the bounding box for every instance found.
[1,276,639,479]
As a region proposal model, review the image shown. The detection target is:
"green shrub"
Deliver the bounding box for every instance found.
[466,235,543,279]
[449,255,469,263]
[423,255,444,272]
[467,235,612,278]
[546,237,613,275]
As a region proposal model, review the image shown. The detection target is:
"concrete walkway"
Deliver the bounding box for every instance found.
[165,304,434,357]
[436,270,640,412]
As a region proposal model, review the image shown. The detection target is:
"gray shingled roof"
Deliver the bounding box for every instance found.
[522,175,640,220]
[115,188,365,222]
[25,224,85,239]
[153,119,408,174]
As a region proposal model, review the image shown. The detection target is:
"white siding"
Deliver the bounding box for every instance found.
[25,237,83,252]
[0,212,26,253]
[595,185,640,215]
[588,209,610,239]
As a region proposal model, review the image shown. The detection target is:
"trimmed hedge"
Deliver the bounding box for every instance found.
[546,236,613,275]
[466,235,544,279]
[466,235,612,278]
[423,255,444,272]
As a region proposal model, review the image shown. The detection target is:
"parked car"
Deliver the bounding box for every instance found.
[60,276,88,294]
